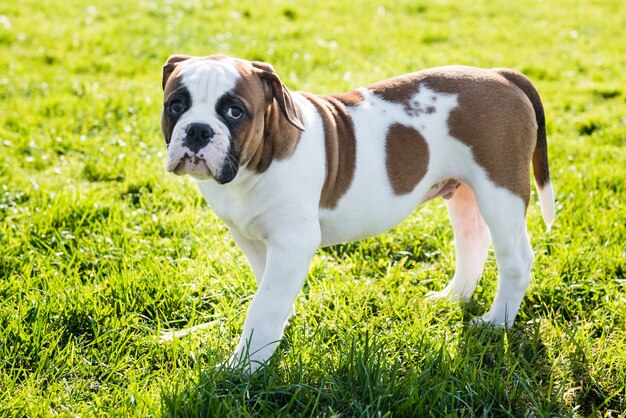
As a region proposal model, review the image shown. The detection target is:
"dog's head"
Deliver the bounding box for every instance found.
[161,55,304,183]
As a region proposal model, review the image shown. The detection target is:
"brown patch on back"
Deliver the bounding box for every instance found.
[332,90,365,107]
[370,75,437,116]
[301,93,357,209]
[385,124,430,195]
[370,75,420,108]
[232,61,302,172]
[372,67,538,204]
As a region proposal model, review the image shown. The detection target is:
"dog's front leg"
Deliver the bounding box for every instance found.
[228,226,320,372]
[230,228,266,286]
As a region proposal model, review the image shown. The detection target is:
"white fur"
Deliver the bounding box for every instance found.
[167,60,551,372]
[537,180,555,230]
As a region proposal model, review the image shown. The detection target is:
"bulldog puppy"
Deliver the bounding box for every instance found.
[160,54,554,372]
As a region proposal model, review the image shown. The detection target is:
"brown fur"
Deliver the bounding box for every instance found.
[161,64,186,144]
[385,124,430,195]
[333,90,366,107]
[251,61,305,131]
[495,69,550,190]
[233,61,303,173]
[301,93,357,209]
[370,67,540,204]
[162,55,190,90]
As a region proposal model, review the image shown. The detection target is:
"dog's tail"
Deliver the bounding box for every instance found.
[496,69,555,230]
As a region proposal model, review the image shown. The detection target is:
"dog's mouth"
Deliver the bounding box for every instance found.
[167,153,213,179]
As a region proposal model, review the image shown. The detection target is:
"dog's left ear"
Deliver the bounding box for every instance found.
[252,61,305,132]
[162,54,191,90]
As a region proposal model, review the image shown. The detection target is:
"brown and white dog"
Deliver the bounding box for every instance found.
[161,54,554,372]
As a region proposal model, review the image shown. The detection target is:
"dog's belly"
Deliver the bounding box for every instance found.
[320,179,461,246]
[319,196,422,246]
[318,178,459,246]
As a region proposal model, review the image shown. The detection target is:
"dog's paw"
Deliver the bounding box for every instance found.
[426,287,466,302]
[426,285,474,303]
[425,289,451,301]
[470,312,509,327]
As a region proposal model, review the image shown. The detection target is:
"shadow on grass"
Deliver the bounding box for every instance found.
[160,322,573,417]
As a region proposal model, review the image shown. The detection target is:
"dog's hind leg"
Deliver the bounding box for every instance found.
[428,183,491,302]
[471,183,534,326]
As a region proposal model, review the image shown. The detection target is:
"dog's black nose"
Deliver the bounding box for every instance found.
[183,123,215,153]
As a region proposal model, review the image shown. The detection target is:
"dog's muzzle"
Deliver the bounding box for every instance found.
[166,121,238,183]
[166,122,216,179]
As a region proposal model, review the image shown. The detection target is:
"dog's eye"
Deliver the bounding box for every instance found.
[169,99,185,115]
[226,105,244,120]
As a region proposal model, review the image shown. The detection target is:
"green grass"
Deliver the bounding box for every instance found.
[1,0,625,416]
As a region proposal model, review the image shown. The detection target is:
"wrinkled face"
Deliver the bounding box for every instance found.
[161,56,264,183]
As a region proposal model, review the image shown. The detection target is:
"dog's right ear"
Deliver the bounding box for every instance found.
[162,55,191,90]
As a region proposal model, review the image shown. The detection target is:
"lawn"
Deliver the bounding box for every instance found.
[1,0,625,416]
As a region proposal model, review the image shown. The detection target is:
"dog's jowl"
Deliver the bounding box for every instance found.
[161,54,554,372]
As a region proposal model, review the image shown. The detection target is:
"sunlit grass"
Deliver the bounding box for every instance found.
[1,0,625,416]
